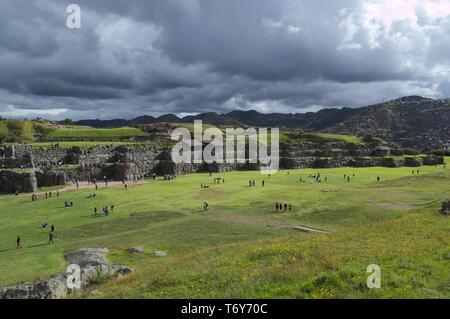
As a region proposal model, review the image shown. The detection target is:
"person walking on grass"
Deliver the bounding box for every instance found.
[203,202,208,212]
[275,203,278,212]
[51,224,55,232]
[17,236,22,249]
[288,203,292,211]
[94,207,98,217]
[284,203,287,212]
[48,231,55,244]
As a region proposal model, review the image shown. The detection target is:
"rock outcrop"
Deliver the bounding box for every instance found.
[0,248,134,299]
[127,247,145,254]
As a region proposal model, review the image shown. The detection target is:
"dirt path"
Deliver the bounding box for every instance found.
[0,180,149,200]
[285,225,329,233]
[211,213,330,233]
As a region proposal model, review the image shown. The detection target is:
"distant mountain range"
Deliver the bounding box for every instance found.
[72,96,450,149]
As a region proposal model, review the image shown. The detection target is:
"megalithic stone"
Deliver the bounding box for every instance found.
[22,170,38,193]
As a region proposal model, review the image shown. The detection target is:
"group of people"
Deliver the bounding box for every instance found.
[164,174,176,181]
[64,200,74,207]
[213,177,225,184]
[306,173,328,183]
[17,223,56,248]
[276,203,292,212]
[94,205,115,217]
[44,190,58,198]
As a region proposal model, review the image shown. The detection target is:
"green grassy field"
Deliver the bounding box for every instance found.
[44,127,148,141]
[0,161,448,299]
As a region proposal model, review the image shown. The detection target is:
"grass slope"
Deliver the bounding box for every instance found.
[44,127,148,141]
[0,161,448,298]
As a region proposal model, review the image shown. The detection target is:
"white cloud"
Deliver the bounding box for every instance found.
[0,105,68,118]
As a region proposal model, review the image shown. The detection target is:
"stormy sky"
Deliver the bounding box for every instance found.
[0,0,449,120]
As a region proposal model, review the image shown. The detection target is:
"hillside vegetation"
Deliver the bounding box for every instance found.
[0,119,53,144]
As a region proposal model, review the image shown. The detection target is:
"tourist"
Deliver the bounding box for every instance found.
[17,236,22,249]
[288,203,292,211]
[377,176,380,182]
[94,207,97,217]
[45,192,48,198]
[275,203,278,212]
[203,202,208,212]
[253,180,255,186]
[51,224,55,232]
[111,205,115,213]
[262,180,265,187]
[347,176,350,182]
[48,231,55,244]
[284,203,287,211]
[56,190,59,197]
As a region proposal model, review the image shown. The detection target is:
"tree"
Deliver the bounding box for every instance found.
[64,118,73,125]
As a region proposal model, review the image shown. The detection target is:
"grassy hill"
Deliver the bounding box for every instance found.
[324,97,450,149]
[0,162,448,298]
[44,127,148,141]
[0,119,53,144]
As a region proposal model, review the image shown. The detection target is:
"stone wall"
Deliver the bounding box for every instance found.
[0,143,445,193]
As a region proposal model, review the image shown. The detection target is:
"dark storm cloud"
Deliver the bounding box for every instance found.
[0,0,449,120]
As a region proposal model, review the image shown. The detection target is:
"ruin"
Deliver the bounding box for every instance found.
[0,142,445,193]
